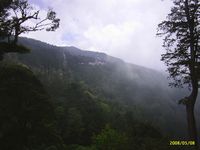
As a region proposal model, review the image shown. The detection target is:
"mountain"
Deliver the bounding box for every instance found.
[5,37,199,138]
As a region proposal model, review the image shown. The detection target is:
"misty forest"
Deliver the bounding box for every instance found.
[0,0,200,150]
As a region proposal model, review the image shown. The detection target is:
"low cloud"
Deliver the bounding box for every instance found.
[25,0,173,70]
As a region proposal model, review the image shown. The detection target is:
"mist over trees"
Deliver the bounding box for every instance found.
[157,0,200,147]
[3,35,196,149]
[1,0,200,149]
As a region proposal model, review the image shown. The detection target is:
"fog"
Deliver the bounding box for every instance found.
[24,0,173,71]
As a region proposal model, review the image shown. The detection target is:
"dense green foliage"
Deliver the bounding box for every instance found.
[9,37,194,137]
[1,37,199,149]
[0,63,170,150]
[93,124,129,150]
[0,63,62,150]
[51,81,169,150]
[2,1,196,149]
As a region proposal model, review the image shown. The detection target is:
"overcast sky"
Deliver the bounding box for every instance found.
[24,0,173,70]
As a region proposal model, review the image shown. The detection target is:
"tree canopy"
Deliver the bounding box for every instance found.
[157,0,200,88]
[0,0,60,60]
[0,63,62,150]
[157,0,200,147]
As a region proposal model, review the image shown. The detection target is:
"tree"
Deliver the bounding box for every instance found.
[93,124,128,150]
[0,0,12,42]
[0,0,12,17]
[0,0,60,59]
[157,0,200,147]
[0,63,62,150]
[0,0,12,11]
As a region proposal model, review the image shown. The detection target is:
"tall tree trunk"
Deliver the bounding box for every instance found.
[13,24,19,44]
[186,85,198,149]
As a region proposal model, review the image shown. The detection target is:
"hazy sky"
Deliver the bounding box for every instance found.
[24,0,173,70]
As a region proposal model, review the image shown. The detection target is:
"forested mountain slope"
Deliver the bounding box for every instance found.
[5,37,199,138]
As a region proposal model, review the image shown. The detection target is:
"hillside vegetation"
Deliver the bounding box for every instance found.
[1,37,199,149]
